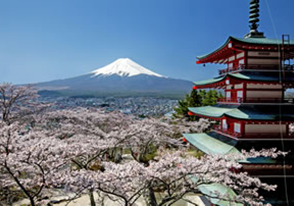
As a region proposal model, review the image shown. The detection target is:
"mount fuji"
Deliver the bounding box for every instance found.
[36,58,193,98]
[91,58,164,78]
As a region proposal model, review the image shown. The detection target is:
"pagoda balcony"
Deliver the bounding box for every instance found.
[243,133,294,139]
[245,97,294,103]
[212,125,294,139]
[217,97,243,104]
[218,64,294,76]
[212,125,242,139]
[217,97,294,104]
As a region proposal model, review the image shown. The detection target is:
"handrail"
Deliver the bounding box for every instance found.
[218,98,243,103]
[212,126,241,138]
[212,125,293,139]
[244,133,293,139]
[218,64,294,76]
[217,97,294,104]
[245,98,294,103]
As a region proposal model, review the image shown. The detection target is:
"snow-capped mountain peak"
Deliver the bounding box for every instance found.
[90,58,164,78]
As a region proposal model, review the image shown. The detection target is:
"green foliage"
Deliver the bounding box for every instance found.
[173,94,190,118]
[130,143,158,166]
[201,90,218,106]
[139,144,158,164]
[189,89,202,107]
[173,89,221,120]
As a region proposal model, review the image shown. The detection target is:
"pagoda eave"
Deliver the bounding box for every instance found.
[194,71,294,89]
[188,111,222,121]
[183,133,240,156]
[196,38,234,64]
[188,105,294,121]
[195,80,294,90]
[196,36,294,64]
[188,110,294,123]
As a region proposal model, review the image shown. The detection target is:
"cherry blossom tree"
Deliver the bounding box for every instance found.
[36,108,184,205]
[0,83,42,124]
[63,149,284,206]
[117,118,182,165]
[0,122,70,206]
[39,108,183,166]
[64,161,149,206]
[144,149,284,206]
[168,117,211,135]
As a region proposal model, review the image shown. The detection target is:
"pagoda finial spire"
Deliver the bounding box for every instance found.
[249,0,260,32]
[245,0,265,38]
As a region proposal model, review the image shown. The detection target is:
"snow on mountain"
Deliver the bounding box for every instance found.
[90,58,164,78]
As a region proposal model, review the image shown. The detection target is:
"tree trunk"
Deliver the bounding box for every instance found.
[88,189,96,206]
[147,187,157,206]
[29,196,35,206]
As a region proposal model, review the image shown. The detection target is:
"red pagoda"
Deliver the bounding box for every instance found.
[184,0,294,204]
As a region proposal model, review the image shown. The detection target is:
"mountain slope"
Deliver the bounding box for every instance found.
[36,58,193,98]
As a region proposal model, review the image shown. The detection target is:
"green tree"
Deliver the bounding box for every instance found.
[202,90,218,106]
[173,89,202,119]
[198,90,207,104]
[173,94,190,118]
[174,89,221,120]
[189,89,202,107]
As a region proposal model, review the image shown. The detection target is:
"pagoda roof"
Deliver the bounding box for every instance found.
[197,36,294,64]
[194,71,294,88]
[190,176,241,205]
[185,132,294,166]
[188,104,294,120]
[183,133,240,155]
[194,76,225,87]
[184,132,283,164]
[234,36,294,45]
[184,132,277,163]
[197,183,242,206]
[198,131,294,155]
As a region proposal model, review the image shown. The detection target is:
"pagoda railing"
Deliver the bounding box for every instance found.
[212,125,293,139]
[218,64,294,76]
[243,133,293,139]
[218,97,243,104]
[218,97,294,104]
[212,125,242,138]
[245,97,294,103]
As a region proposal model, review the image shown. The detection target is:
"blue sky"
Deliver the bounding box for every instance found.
[1,0,294,84]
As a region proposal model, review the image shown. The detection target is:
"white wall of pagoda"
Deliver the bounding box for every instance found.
[246,83,282,89]
[247,51,279,58]
[245,83,283,100]
[247,51,280,67]
[226,52,245,69]
[245,124,287,134]
[221,82,285,103]
[220,117,244,138]
[246,91,282,98]
[224,50,282,70]
[219,117,291,139]
[235,83,244,89]
[247,58,280,65]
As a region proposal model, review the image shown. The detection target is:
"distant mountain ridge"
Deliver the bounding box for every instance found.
[36,58,193,98]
